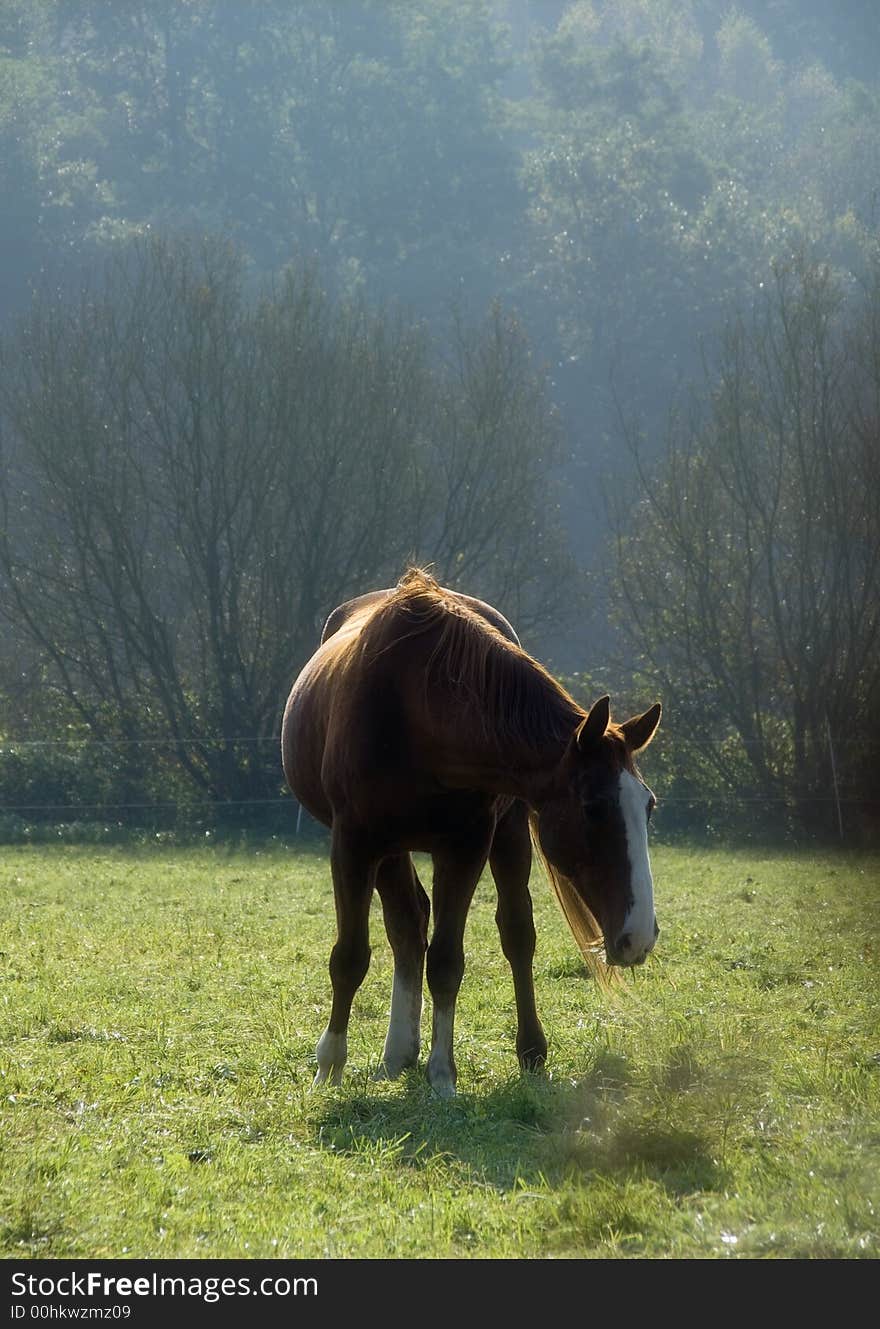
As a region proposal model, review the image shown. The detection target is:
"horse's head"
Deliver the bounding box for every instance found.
[537,695,661,967]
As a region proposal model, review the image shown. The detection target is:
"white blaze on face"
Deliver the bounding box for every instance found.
[618,768,656,958]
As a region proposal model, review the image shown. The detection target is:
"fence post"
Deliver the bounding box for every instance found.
[825,713,844,842]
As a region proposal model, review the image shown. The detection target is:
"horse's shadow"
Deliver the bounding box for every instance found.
[312,1050,724,1197]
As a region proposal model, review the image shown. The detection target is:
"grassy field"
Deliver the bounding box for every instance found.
[1,840,878,1259]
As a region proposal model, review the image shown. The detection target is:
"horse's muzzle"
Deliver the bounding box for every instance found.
[606,918,659,967]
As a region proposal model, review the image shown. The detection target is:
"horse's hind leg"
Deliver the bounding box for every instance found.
[375,854,430,1079]
[426,827,493,1097]
[314,825,375,1088]
[490,800,547,1071]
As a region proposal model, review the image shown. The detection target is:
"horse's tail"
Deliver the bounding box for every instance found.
[528,811,618,989]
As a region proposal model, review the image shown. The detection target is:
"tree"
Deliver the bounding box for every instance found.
[0,235,573,813]
[0,0,107,313]
[520,0,880,481]
[26,1,520,304]
[609,255,880,835]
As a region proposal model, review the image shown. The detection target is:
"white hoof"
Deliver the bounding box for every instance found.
[313,1029,346,1088]
[373,1055,417,1082]
[312,1064,344,1089]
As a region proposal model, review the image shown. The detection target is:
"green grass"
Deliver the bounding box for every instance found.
[1,841,878,1259]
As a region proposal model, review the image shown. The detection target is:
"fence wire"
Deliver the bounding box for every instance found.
[1,735,878,824]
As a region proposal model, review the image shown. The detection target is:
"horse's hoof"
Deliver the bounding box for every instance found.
[374,1054,418,1082]
[312,1064,344,1089]
[372,1063,401,1082]
[314,1030,346,1088]
[427,1064,457,1097]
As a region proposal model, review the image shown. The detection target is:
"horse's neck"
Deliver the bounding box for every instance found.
[436,743,565,803]
[428,658,579,804]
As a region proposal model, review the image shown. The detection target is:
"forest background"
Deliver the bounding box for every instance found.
[1,0,878,841]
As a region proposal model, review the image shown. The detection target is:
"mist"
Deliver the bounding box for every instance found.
[1,0,878,840]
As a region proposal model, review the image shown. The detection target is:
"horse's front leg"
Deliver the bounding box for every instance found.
[425,828,493,1097]
[314,824,375,1088]
[490,799,547,1071]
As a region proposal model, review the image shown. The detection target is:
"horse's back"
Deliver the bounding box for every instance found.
[321,585,520,647]
[321,589,390,644]
[282,579,520,830]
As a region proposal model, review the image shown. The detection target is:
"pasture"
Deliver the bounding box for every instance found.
[1,841,878,1259]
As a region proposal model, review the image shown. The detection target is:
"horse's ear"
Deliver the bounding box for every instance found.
[576,695,611,751]
[621,703,662,753]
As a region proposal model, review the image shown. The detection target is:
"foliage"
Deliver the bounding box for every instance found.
[0,235,572,806]
[609,254,880,840]
[520,0,880,467]
[2,2,880,822]
[0,0,520,307]
[3,1,878,392]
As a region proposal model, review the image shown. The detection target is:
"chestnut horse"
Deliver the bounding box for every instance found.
[281,568,661,1096]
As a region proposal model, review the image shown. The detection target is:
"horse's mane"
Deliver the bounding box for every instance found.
[527,820,613,986]
[356,567,622,984]
[360,567,586,753]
